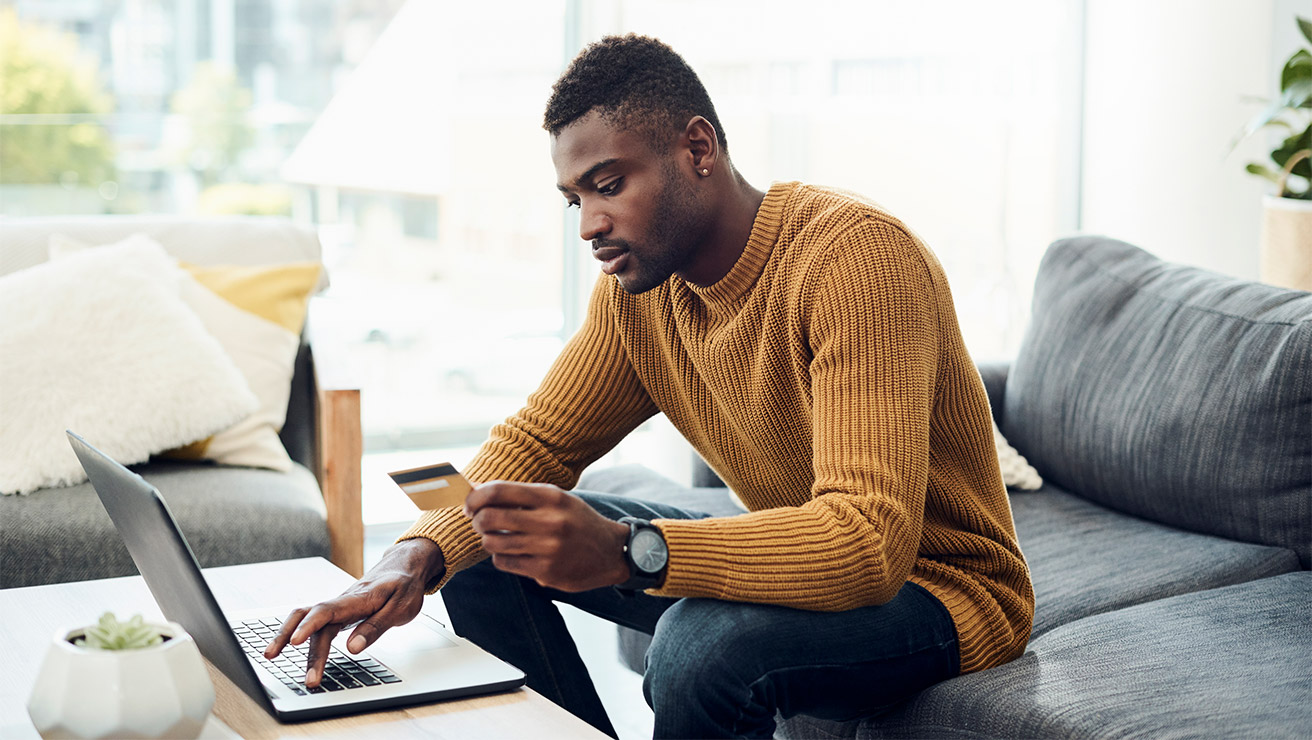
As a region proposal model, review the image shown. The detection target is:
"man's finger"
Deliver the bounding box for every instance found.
[299,623,342,688]
[290,602,343,646]
[344,598,413,654]
[464,481,558,516]
[480,531,551,556]
[265,607,309,659]
[489,552,538,578]
[470,505,545,536]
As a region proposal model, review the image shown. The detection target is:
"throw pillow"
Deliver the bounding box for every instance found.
[0,240,259,494]
[50,234,321,472]
[994,420,1042,491]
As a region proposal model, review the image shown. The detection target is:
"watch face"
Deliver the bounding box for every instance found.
[631,528,668,574]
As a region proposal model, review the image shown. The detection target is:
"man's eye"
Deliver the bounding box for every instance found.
[598,178,622,196]
[565,200,579,209]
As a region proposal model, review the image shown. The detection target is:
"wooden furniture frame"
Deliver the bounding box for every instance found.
[317,387,364,577]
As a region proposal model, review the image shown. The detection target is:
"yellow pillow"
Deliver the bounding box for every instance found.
[161,261,322,470]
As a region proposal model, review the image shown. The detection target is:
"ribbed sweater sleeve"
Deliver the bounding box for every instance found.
[651,217,938,609]
[397,275,658,588]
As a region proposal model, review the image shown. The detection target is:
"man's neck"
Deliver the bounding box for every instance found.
[678,177,767,288]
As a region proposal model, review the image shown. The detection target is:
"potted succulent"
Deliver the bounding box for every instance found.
[26,612,215,739]
[1240,15,1312,291]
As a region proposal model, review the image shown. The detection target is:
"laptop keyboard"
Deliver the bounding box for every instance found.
[233,617,403,695]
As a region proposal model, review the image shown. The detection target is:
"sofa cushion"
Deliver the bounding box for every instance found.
[1011,485,1300,637]
[0,461,330,588]
[865,572,1312,739]
[1005,236,1312,565]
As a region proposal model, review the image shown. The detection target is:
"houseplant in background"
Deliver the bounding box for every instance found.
[1241,15,1312,291]
[26,612,215,739]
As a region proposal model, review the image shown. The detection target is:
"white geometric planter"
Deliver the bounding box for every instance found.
[26,622,215,740]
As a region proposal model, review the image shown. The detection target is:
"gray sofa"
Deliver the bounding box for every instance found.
[0,217,364,589]
[583,235,1311,738]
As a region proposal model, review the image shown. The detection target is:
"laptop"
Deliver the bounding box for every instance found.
[67,431,525,723]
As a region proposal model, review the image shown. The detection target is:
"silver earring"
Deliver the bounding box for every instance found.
[700,168,710,176]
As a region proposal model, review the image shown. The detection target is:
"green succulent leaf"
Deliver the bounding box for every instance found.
[73,612,165,650]
[1298,16,1312,46]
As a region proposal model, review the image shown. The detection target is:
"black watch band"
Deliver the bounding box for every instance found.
[616,517,668,592]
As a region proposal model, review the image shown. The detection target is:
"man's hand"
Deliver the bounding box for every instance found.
[465,481,630,592]
[263,538,444,688]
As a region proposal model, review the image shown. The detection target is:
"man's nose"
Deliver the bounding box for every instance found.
[579,205,612,242]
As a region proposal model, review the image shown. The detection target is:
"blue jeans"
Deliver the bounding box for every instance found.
[442,492,960,739]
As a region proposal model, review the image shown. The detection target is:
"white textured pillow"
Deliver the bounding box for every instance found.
[994,420,1043,491]
[51,234,321,473]
[0,240,258,494]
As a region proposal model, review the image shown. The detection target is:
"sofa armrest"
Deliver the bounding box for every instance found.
[281,332,364,577]
[317,388,363,578]
[977,361,1010,424]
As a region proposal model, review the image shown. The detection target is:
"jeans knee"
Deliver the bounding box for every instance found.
[643,600,781,737]
[642,600,749,706]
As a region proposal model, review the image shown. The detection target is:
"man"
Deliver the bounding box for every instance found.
[267,34,1033,739]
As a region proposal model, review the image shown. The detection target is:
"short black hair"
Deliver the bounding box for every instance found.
[544,34,728,153]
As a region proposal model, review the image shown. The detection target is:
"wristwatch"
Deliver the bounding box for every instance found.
[616,517,668,592]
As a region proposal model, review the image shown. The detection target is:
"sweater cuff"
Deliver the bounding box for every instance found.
[396,507,488,593]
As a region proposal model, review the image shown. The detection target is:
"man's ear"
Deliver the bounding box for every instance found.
[683,116,719,178]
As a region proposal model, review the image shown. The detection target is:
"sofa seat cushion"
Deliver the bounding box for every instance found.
[864,572,1312,739]
[1012,485,1301,638]
[0,461,330,588]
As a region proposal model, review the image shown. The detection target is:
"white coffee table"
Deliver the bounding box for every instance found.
[0,557,605,739]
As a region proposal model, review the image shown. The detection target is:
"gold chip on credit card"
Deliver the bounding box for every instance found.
[388,463,473,510]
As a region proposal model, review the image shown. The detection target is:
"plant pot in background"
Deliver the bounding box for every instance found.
[26,621,215,740]
[1261,194,1312,291]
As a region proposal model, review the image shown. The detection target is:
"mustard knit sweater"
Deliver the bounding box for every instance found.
[401,181,1034,674]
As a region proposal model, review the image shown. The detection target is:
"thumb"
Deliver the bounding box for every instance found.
[345,595,420,653]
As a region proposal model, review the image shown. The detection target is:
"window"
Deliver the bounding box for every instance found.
[2,0,1082,521]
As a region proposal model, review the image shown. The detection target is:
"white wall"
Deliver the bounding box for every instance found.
[1081,0,1284,279]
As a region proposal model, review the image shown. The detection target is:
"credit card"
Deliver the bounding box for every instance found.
[388,463,473,510]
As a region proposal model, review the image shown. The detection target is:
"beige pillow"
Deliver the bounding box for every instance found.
[50,234,321,471]
[994,420,1043,491]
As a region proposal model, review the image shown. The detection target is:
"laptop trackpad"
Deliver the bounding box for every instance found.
[361,617,458,654]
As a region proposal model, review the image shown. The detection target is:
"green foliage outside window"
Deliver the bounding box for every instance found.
[170,63,255,188]
[0,8,116,186]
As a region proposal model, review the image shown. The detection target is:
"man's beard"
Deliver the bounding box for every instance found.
[613,162,707,295]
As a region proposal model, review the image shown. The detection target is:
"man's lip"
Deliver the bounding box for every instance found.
[598,252,629,276]
[593,246,629,275]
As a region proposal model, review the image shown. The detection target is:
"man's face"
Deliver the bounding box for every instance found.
[552,111,708,294]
